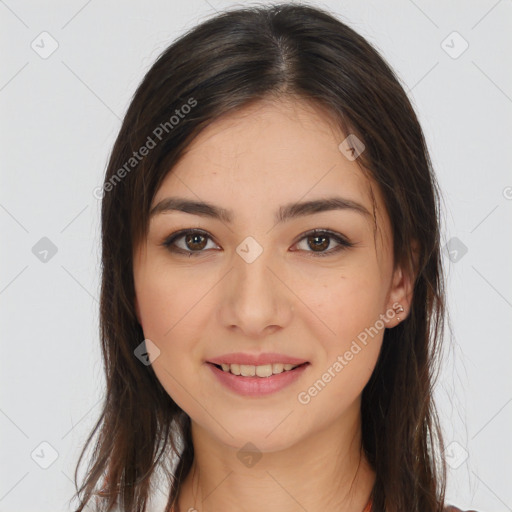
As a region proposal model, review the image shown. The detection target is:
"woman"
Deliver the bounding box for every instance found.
[73,4,479,511]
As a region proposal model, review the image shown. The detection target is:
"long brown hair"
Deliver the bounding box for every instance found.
[72,3,447,511]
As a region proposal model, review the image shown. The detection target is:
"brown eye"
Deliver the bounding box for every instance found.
[294,229,354,257]
[161,229,218,256]
[184,232,207,251]
[307,234,330,252]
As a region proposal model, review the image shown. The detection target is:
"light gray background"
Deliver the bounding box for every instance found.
[1,1,511,511]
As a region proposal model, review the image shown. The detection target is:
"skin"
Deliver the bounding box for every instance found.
[133,98,415,512]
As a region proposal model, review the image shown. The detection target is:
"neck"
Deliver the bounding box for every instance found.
[176,405,375,512]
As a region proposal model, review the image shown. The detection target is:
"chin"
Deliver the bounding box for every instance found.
[207,418,303,453]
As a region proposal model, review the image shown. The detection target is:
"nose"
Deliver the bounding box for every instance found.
[219,247,294,338]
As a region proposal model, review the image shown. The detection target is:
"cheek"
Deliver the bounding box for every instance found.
[294,266,386,397]
[134,267,213,384]
[135,272,202,409]
[295,275,385,425]
[300,265,386,340]
[136,266,204,340]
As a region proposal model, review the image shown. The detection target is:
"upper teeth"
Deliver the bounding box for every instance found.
[220,363,300,377]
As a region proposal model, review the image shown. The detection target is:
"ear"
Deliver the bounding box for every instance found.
[386,240,419,327]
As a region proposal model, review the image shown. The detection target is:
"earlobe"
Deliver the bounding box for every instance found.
[388,263,416,326]
[392,302,405,324]
[387,240,420,325]
[387,268,409,325]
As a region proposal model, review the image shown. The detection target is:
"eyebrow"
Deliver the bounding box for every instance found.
[149,196,371,224]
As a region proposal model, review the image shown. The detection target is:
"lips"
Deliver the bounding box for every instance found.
[207,359,309,396]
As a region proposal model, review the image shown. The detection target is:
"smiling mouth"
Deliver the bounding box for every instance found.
[208,362,309,378]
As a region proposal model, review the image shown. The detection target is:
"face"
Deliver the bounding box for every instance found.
[133,98,413,453]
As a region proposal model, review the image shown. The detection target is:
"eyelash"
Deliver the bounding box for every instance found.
[160,228,354,258]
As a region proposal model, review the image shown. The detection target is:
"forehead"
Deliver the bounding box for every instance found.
[153,98,377,214]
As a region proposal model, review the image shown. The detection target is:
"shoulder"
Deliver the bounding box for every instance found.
[444,505,481,512]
